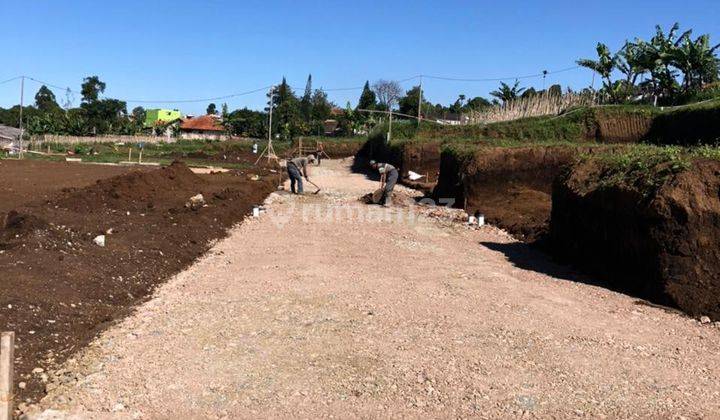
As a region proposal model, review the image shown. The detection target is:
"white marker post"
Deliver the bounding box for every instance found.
[0,332,14,420]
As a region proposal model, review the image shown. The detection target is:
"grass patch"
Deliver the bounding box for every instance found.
[577,144,720,194]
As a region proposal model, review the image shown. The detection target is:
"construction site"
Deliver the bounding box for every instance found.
[2,2,720,418]
[0,96,717,418]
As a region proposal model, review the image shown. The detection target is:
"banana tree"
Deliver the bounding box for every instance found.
[671,33,720,92]
[577,43,619,102]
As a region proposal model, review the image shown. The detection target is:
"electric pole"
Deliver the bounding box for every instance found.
[387,108,392,143]
[417,75,423,128]
[268,86,274,144]
[18,76,25,158]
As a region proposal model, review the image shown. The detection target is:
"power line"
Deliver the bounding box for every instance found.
[120,85,274,104]
[0,76,23,85]
[421,66,581,82]
[8,65,581,105]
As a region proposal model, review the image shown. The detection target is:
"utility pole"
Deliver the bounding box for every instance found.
[18,76,25,158]
[387,108,392,143]
[417,75,423,128]
[255,85,277,165]
[268,86,274,144]
[542,70,548,91]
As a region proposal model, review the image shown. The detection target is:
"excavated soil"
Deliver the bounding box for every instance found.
[0,160,141,214]
[0,160,277,404]
[433,147,581,242]
[551,159,720,318]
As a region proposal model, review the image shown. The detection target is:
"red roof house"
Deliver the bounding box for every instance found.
[179,115,226,140]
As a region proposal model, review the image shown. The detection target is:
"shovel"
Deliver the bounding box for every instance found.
[306,179,322,195]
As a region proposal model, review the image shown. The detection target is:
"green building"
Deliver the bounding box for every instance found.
[144,109,183,128]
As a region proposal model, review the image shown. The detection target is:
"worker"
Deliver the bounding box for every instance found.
[287,154,316,194]
[370,160,398,207]
[252,140,258,154]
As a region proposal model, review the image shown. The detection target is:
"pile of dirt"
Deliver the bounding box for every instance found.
[0,160,140,214]
[551,158,720,318]
[0,161,277,404]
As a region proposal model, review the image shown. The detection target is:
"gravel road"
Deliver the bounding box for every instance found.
[28,158,720,419]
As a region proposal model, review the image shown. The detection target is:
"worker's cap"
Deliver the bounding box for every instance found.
[307,154,316,163]
[369,160,377,166]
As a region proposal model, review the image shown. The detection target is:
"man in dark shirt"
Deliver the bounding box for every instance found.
[287,154,316,194]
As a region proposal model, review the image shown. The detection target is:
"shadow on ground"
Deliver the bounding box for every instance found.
[480,241,603,286]
[481,240,681,313]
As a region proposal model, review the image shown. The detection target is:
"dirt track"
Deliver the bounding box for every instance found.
[30,159,720,418]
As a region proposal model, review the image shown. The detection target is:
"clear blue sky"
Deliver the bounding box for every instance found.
[1,0,718,115]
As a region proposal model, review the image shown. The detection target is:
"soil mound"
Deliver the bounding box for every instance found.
[551,159,720,318]
[0,161,277,405]
[56,161,203,212]
[0,210,48,243]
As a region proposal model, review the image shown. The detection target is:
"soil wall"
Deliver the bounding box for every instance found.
[593,109,653,143]
[434,146,583,241]
[646,103,720,145]
[551,159,720,318]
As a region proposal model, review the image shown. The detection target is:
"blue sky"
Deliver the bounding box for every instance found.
[1,0,718,115]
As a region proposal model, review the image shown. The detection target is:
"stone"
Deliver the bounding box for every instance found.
[185,194,205,210]
[93,235,106,247]
[700,316,711,324]
[18,382,26,389]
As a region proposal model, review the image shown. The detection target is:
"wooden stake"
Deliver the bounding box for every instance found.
[128,148,132,161]
[0,332,14,420]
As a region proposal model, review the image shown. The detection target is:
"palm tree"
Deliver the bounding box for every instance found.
[490,80,525,103]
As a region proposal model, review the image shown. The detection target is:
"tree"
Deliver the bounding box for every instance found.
[81,76,106,103]
[272,77,301,140]
[34,86,60,112]
[577,43,621,102]
[224,108,267,138]
[357,81,377,110]
[490,80,526,103]
[548,84,563,97]
[131,106,146,125]
[300,74,313,123]
[398,85,430,118]
[521,87,538,98]
[206,103,217,115]
[465,96,492,110]
[221,103,229,118]
[372,80,403,110]
[310,89,333,122]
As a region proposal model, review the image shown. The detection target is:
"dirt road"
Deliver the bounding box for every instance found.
[30,159,720,418]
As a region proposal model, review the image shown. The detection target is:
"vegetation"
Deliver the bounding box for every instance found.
[577,144,720,194]
[15,139,287,168]
[577,23,720,105]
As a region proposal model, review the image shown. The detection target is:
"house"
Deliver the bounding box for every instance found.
[144,109,183,128]
[0,125,21,150]
[323,119,339,136]
[322,107,345,136]
[179,115,227,140]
